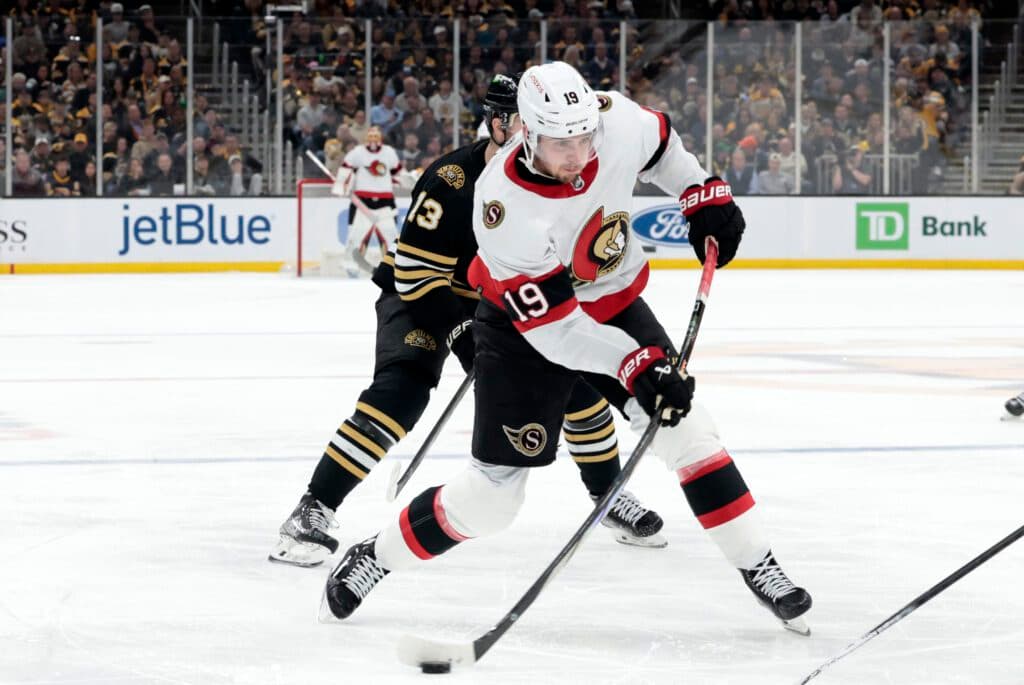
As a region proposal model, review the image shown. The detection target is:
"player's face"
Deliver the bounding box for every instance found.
[366,129,382,148]
[535,131,594,183]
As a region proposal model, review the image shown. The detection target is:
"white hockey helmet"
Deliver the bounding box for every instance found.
[517,62,600,154]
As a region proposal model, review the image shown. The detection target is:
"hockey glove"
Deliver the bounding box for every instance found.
[680,177,745,268]
[446,319,475,373]
[618,346,695,427]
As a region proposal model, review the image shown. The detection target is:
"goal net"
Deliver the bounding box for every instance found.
[293,179,415,277]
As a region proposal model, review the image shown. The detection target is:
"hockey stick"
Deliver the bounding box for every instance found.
[304,150,386,273]
[799,522,1024,684]
[396,238,719,671]
[385,370,476,502]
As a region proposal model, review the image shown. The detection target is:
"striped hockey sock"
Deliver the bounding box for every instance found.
[678,450,769,569]
[309,404,404,510]
[563,399,620,497]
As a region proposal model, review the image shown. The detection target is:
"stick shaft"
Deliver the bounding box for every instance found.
[800,522,1024,683]
[392,371,475,499]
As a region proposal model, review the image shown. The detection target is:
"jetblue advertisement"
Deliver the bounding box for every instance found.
[3,196,1023,270]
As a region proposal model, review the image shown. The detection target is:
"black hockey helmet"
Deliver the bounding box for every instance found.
[482,73,519,143]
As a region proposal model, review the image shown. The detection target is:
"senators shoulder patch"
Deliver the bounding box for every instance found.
[436,164,466,189]
[482,200,505,229]
[502,423,547,458]
[597,93,613,112]
[404,329,438,351]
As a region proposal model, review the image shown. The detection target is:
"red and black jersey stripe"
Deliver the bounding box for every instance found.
[640,107,671,173]
[468,258,579,334]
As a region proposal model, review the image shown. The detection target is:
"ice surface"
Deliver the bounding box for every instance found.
[1,269,1022,684]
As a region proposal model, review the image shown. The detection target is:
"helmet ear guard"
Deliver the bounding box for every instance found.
[483,74,520,145]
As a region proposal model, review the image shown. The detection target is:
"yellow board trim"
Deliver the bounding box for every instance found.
[325,445,368,479]
[648,258,1024,270]
[5,258,1021,276]
[564,422,616,444]
[339,423,386,459]
[564,398,609,422]
[396,243,459,266]
[572,448,620,464]
[1,262,286,275]
[355,402,408,439]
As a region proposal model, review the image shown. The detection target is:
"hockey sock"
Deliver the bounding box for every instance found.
[375,485,470,570]
[678,450,769,569]
[309,406,400,510]
[563,399,621,497]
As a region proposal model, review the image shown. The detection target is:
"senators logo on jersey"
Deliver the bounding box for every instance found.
[502,423,547,458]
[571,207,630,283]
[483,200,505,229]
[368,159,388,176]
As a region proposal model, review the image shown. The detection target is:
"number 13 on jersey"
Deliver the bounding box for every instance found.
[408,191,444,230]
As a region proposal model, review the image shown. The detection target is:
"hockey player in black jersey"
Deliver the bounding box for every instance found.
[270,75,666,567]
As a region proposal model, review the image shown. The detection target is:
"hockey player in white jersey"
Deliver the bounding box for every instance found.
[321,62,812,633]
[335,127,402,275]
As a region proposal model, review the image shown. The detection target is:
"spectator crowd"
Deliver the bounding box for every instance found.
[3,0,263,197]
[2,0,1010,196]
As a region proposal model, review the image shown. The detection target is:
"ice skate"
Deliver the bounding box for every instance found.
[1002,393,1024,421]
[319,537,390,621]
[594,490,668,548]
[740,550,813,635]
[268,492,339,567]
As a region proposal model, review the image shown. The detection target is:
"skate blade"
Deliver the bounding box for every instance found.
[610,529,668,548]
[1000,413,1022,422]
[317,589,344,624]
[267,553,323,568]
[782,616,811,636]
[267,536,331,568]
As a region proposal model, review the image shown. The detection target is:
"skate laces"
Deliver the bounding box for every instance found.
[302,498,337,533]
[341,550,388,600]
[609,490,648,526]
[748,554,797,601]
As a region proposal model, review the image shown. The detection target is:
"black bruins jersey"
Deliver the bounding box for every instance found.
[372,139,491,337]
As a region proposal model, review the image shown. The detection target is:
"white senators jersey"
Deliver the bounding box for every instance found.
[343,144,401,199]
[469,90,708,379]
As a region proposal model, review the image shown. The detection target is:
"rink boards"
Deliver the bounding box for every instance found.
[1,195,1022,273]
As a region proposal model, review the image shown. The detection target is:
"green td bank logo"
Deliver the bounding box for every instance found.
[856,202,988,250]
[856,203,910,250]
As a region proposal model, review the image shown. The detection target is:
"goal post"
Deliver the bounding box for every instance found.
[293,179,413,278]
[295,178,334,277]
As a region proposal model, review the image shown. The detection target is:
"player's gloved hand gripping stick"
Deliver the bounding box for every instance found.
[396,237,720,673]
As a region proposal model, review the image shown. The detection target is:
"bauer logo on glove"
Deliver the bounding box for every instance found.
[679,177,746,268]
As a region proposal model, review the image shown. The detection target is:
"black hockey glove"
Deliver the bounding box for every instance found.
[680,177,745,268]
[446,319,475,373]
[618,346,695,427]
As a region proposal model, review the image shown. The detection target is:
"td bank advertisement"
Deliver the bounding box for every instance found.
[2,196,1022,273]
[631,196,1024,265]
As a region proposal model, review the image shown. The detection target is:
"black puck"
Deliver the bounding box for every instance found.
[420,661,451,674]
